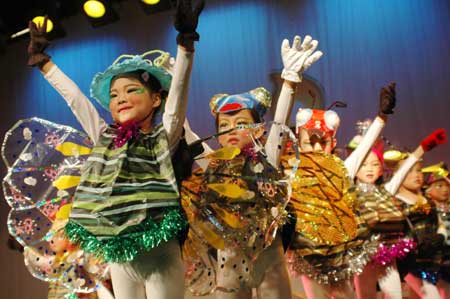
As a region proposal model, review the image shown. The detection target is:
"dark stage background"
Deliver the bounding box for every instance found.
[0,0,449,297]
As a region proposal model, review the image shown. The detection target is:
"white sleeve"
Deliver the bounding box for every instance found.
[344,116,385,179]
[162,47,194,153]
[265,82,296,168]
[384,154,419,195]
[43,65,107,144]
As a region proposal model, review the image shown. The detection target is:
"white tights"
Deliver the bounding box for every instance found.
[404,273,441,299]
[354,261,402,299]
[215,235,291,299]
[109,239,185,299]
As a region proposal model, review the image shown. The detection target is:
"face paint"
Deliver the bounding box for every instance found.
[109,77,161,130]
[133,88,146,94]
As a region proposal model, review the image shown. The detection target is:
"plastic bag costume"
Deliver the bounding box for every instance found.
[181,88,289,295]
[2,118,109,297]
[60,50,188,264]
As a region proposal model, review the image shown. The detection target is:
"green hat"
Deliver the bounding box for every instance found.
[90,50,172,111]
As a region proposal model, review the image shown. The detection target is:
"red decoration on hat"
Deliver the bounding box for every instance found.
[218,102,244,113]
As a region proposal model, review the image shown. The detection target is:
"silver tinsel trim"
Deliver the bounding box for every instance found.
[287,234,380,284]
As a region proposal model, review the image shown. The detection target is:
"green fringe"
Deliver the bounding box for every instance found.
[64,293,79,299]
[65,208,187,263]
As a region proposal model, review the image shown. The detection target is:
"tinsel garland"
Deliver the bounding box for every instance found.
[65,208,187,263]
[372,238,416,266]
[112,121,140,149]
[286,234,379,284]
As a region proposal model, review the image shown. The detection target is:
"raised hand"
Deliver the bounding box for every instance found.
[174,0,205,49]
[27,16,51,67]
[281,35,323,83]
[379,82,396,115]
[420,128,447,152]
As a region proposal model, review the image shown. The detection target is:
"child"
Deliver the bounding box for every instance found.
[350,124,446,299]
[423,162,450,298]
[24,204,113,299]
[25,1,204,298]
[283,82,397,299]
[391,129,447,299]
[182,35,322,299]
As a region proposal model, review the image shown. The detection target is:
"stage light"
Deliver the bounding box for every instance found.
[10,16,64,41]
[82,0,119,28]
[31,16,54,32]
[142,0,161,4]
[140,0,174,15]
[83,0,106,18]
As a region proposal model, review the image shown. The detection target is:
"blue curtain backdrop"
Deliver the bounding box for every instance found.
[1,0,449,297]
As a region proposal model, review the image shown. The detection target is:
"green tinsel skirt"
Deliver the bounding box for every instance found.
[65,207,187,263]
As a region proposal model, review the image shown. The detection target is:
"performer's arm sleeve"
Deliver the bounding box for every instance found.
[163,47,194,154]
[384,154,419,195]
[265,82,296,168]
[344,116,385,179]
[43,64,107,144]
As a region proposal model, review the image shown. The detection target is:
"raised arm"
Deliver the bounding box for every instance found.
[385,128,447,194]
[163,0,204,152]
[345,82,396,179]
[265,35,322,167]
[28,18,107,144]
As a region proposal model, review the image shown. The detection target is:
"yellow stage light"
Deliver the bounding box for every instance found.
[32,16,54,32]
[142,0,161,4]
[83,0,106,18]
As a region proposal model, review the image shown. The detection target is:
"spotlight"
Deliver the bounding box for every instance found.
[83,0,106,18]
[82,0,119,28]
[31,16,54,33]
[140,0,174,15]
[9,15,65,41]
[142,0,161,4]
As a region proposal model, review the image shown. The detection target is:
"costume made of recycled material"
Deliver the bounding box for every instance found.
[394,188,443,284]
[284,113,386,284]
[24,47,193,278]
[424,163,450,283]
[181,87,294,295]
[349,138,419,267]
[344,122,417,299]
[33,49,192,264]
[32,47,195,299]
[436,201,450,282]
[353,183,407,251]
[2,118,111,297]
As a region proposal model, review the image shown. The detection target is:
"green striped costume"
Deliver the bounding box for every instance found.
[65,124,187,263]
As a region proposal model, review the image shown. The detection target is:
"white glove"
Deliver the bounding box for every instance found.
[281,35,323,83]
